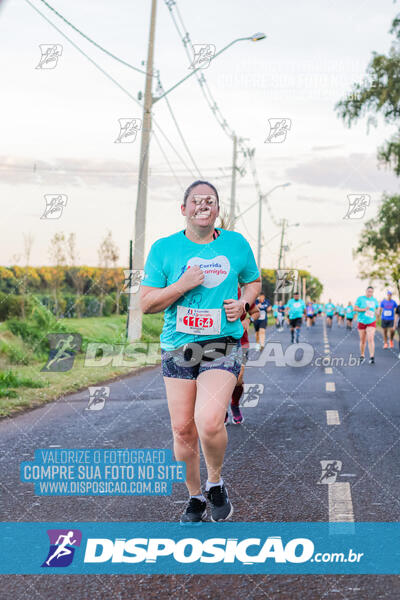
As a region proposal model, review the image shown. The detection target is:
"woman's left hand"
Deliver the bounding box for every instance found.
[223,298,244,322]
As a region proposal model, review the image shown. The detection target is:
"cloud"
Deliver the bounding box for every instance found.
[285,153,399,192]
[311,145,345,151]
[297,194,342,205]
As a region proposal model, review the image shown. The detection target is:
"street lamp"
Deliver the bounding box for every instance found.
[127,16,267,341]
[153,33,266,103]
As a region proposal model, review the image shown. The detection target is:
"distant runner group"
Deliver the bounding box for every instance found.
[250,286,400,365]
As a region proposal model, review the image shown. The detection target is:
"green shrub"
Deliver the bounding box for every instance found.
[0,293,35,320]
[6,297,68,354]
[0,340,30,365]
[0,369,46,397]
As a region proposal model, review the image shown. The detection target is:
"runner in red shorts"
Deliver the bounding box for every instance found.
[225,286,260,425]
[354,286,379,364]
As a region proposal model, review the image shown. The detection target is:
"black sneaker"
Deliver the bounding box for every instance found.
[206,484,233,522]
[369,356,375,364]
[180,497,207,525]
[231,403,244,425]
[359,356,365,365]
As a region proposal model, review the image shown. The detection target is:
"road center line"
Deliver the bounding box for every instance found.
[328,482,354,522]
[326,410,340,425]
[325,367,333,374]
[326,382,335,392]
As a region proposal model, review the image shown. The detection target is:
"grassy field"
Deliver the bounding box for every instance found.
[0,313,164,418]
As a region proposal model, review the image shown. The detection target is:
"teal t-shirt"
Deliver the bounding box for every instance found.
[325,302,335,316]
[287,298,306,319]
[142,229,260,350]
[345,305,354,319]
[338,305,345,316]
[355,295,379,325]
[272,304,278,317]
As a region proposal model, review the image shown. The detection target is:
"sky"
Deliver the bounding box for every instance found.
[1,0,399,302]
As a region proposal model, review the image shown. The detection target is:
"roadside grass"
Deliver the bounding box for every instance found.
[0,313,163,418]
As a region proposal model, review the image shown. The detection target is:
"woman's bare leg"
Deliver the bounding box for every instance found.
[164,377,201,496]
[194,369,237,484]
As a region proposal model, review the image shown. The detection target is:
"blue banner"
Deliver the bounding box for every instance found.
[0,522,399,574]
[20,449,185,496]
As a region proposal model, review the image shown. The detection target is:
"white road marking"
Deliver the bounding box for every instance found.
[329,482,354,522]
[326,410,340,425]
[325,367,333,374]
[326,382,335,392]
[324,349,330,354]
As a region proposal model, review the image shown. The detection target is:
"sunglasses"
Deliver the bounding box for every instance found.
[192,194,217,207]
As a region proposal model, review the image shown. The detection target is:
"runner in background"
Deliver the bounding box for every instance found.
[305,299,314,328]
[354,286,379,364]
[379,291,397,349]
[272,302,279,329]
[345,301,354,330]
[277,300,285,331]
[338,304,345,327]
[395,303,400,358]
[286,291,306,343]
[312,301,319,326]
[253,292,270,351]
[325,299,335,328]
[225,286,259,425]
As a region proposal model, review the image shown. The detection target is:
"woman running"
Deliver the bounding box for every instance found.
[140,180,261,524]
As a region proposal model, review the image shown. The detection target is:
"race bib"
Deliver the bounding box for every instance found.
[176,306,221,335]
[365,310,374,318]
[383,310,392,317]
[259,310,266,320]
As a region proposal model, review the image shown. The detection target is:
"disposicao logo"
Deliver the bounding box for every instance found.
[83,536,314,564]
[42,529,82,567]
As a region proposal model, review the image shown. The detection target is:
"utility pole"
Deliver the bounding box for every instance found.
[127,0,157,342]
[274,218,286,307]
[229,134,237,229]
[278,218,286,270]
[257,192,262,269]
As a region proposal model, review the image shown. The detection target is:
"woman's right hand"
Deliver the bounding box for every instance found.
[177,265,205,293]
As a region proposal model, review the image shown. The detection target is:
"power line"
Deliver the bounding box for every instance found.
[25,0,143,107]
[31,0,203,180]
[152,131,185,190]
[164,0,280,227]
[155,71,203,178]
[36,0,151,76]
[25,0,199,180]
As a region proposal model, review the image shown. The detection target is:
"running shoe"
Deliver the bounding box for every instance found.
[359,356,365,365]
[390,340,394,349]
[383,343,388,349]
[180,497,207,525]
[231,404,244,425]
[369,356,375,364]
[206,484,233,522]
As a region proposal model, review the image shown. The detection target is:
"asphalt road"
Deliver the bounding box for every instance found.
[1,316,399,599]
